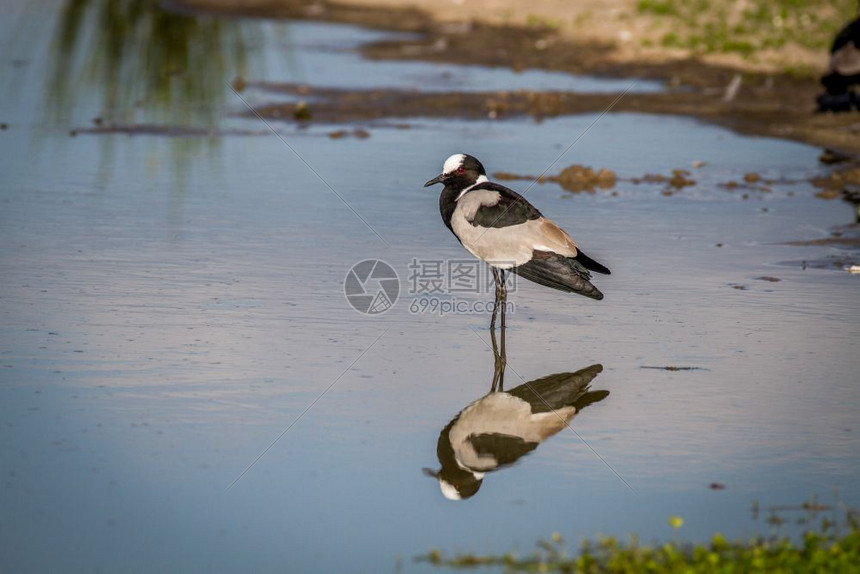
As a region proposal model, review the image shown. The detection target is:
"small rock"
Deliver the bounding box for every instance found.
[328,128,370,139]
[819,148,852,164]
[669,169,695,188]
[551,164,617,192]
[293,101,312,121]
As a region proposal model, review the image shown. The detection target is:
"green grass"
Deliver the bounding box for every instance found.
[419,501,860,573]
[636,0,680,17]
[636,0,857,59]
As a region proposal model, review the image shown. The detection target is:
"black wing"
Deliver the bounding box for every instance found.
[467,433,538,467]
[467,181,542,228]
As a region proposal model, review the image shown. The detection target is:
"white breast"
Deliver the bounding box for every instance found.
[833,42,860,75]
[450,191,577,267]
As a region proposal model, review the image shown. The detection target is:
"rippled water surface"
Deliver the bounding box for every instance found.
[1,2,859,573]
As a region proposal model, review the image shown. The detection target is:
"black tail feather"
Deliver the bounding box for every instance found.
[574,249,611,275]
[508,364,605,412]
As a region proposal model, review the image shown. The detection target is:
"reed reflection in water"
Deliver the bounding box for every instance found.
[47,0,254,126]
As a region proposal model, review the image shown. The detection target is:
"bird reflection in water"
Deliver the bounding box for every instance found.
[423,325,609,500]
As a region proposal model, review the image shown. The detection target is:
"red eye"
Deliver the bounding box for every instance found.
[456,167,465,174]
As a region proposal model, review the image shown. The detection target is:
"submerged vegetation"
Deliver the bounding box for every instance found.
[420,500,860,572]
[47,0,251,125]
[39,0,258,182]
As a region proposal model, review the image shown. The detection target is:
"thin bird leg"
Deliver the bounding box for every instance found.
[499,270,508,332]
[489,267,501,331]
[497,319,506,392]
[490,324,502,392]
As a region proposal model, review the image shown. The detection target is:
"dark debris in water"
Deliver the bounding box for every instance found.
[293,101,312,121]
[631,169,696,190]
[328,128,370,139]
[718,171,780,194]
[819,148,854,165]
[232,75,247,93]
[640,365,707,371]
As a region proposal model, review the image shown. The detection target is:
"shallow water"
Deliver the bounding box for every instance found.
[253,21,664,94]
[2,2,859,573]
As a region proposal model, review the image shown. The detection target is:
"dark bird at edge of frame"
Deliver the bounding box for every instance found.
[818,10,860,112]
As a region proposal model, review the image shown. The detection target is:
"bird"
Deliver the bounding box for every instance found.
[424,154,610,326]
[423,361,608,500]
[818,13,860,112]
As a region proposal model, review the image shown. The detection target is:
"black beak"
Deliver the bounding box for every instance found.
[422,467,440,478]
[424,173,446,187]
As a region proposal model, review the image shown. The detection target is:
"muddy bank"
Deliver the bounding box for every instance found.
[243,79,859,159]
[179,0,860,158]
